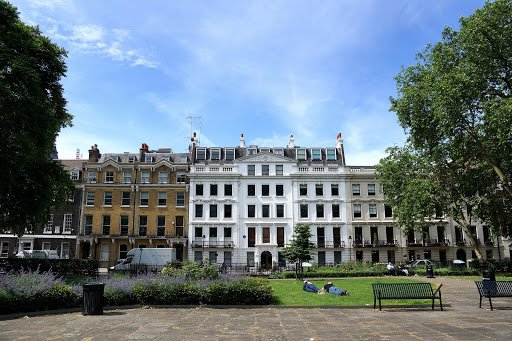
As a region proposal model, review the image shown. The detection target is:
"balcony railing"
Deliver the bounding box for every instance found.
[191,240,234,248]
[315,241,346,248]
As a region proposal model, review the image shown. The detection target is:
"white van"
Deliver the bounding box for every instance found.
[110,248,176,272]
[15,250,60,259]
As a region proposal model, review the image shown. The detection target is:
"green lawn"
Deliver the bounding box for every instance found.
[270,277,441,307]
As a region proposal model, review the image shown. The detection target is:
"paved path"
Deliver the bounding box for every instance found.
[1,277,511,340]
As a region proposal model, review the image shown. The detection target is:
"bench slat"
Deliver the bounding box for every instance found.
[474,281,512,310]
[372,283,442,311]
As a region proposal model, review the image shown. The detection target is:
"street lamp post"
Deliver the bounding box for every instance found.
[202,234,205,261]
[349,236,352,262]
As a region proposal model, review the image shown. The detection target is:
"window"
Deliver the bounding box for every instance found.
[119,244,128,260]
[209,227,217,238]
[225,148,235,160]
[300,184,308,196]
[248,165,255,176]
[331,184,339,196]
[128,156,136,163]
[158,172,169,184]
[315,184,323,196]
[120,215,129,235]
[277,227,285,247]
[195,227,203,238]
[224,184,232,196]
[300,204,308,218]
[311,148,321,160]
[84,215,93,235]
[352,184,360,195]
[210,184,218,196]
[262,184,270,196]
[158,192,167,206]
[42,242,51,250]
[353,204,362,218]
[195,204,203,218]
[247,251,255,266]
[276,184,284,196]
[157,216,165,236]
[139,216,147,236]
[102,215,111,235]
[276,204,284,218]
[273,148,284,156]
[176,192,185,207]
[384,205,393,218]
[175,216,184,236]
[140,192,149,206]
[368,184,376,196]
[224,227,232,238]
[224,204,232,218]
[145,155,155,163]
[260,147,271,153]
[332,204,340,218]
[248,205,256,218]
[296,148,306,160]
[176,173,186,183]
[63,214,72,233]
[61,242,70,259]
[316,204,324,218]
[369,204,377,218]
[262,165,269,175]
[103,192,112,206]
[326,148,336,160]
[262,227,270,243]
[105,171,114,183]
[196,148,206,160]
[262,205,270,218]
[248,148,257,155]
[123,171,132,183]
[196,184,203,196]
[276,165,283,175]
[87,171,97,183]
[210,204,217,218]
[208,148,220,160]
[70,170,79,180]
[44,214,53,233]
[121,192,130,206]
[141,171,150,183]
[248,184,255,196]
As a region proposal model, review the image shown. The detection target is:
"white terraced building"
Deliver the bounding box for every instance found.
[187,132,509,269]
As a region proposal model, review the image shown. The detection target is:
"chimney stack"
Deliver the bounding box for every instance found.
[240,133,246,148]
[336,133,343,149]
[88,144,101,162]
[288,134,295,148]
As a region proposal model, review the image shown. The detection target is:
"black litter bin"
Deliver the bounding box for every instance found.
[83,282,105,315]
[426,264,434,278]
[482,269,496,281]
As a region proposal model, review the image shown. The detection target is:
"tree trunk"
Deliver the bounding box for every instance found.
[461,225,484,262]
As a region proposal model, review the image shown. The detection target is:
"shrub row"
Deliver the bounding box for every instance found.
[0,259,98,276]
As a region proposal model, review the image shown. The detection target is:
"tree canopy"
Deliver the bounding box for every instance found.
[0,1,74,237]
[378,0,512,261]
[282,223,315,264]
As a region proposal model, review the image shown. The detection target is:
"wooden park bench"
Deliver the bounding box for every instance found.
[372,282,443,311]
[475,281,512,310]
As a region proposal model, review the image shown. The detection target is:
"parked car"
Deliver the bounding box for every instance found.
[406,259,433,268]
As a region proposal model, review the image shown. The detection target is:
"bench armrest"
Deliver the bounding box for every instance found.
[433,284,443,296]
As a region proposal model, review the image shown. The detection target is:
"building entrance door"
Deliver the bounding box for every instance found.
[261,251,272,270]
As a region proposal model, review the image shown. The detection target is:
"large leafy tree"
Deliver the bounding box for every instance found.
[282,224,315,278]
[378,0,512,261]
[0,1,74,237]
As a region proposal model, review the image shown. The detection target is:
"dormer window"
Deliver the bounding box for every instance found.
[210,148,221,160]
[248,148,257,155]
[225,148,235,160]
[296,148,306,160]
[196,148,206,161]
[326,148,336,161]
[145,155,155,163]
[104,171,114,183]
[259,147,271,153]
[128,156,136,163]
[311,148,322,160]
[70,170,79,180]
[273,148,284,156]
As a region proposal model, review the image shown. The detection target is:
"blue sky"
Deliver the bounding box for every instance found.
[12,0,486,165]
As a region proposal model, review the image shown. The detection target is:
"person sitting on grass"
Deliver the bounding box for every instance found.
[323,281,349,296]
[303,280,320,293]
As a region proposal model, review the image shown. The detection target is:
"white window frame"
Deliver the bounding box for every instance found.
[104,171,114,183]
[353,204,362,218]
[276,204,285,218]
[70,170,79,180]
[248,165,255,176]
[276,165,283,176]
[368,183,376,195]
[121,191,130,206]
[311,148,322,160]
[42,242,51,250]
[296,148,306,160]
[128,156,136,163]
[157,192,167,206]
[87,171,97,183]
[140,192,149,206]
[352,184,361,196]
[248,147,257,155]
[0,242,9,258]
[210,148,221,160]
[369,203,378,218]
[122,171,132,184]
[141,171,150,184]
[326,148,336,161]
[103,191,112,206]
[86,192,95,206]
[63,214,72,234]
[273,148,284,156]
[224,148,235,160]
[176,172,186,183]
[44,214,53,234]
[196,148,206,160]
[176,192,185,207]
[158,171,169,184]
[145,154,155,163]
[61,242,70,259]
[259,147,271,153]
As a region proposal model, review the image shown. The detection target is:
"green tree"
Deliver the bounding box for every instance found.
[379,0,512,261]
[0,1,74,237]
[282,224,315,278]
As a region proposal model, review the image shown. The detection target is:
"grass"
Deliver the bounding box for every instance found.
[269,277,441,307]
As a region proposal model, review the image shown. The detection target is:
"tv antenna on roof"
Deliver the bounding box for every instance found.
[186,115,202,145]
